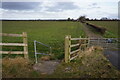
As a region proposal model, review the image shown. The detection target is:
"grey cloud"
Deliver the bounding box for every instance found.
[106,13,118,19]
[92,6,100,9]
[2,2,41,10]
[92,3,97,6]
[46,2,79,12]
[89,3,97,6]
[88,3,100,9]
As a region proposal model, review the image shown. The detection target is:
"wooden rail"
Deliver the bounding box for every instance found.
[65,35,89,63]
[0,32,28,59]
[0,33,23,37]
[70,49,80,55]
[70,43,79,48]
[0,43,27,46]
[0,51,24,54]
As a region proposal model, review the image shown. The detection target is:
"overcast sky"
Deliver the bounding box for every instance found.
[0,0,119,20]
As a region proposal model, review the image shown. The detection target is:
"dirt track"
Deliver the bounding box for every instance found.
[82,23,120,70]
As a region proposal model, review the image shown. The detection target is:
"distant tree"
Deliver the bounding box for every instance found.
[100,17,108,20]
[94,18,97,21]
[86,18,89,21]
[71,18,74,21]
[67,18,71,21]
[78,16,86,23]
[91,19,93,21]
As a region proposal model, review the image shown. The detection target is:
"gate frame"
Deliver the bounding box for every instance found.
[34,40,52,63]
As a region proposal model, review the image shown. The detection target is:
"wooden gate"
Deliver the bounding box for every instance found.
[64,35,118,63]
[65,35,89,63]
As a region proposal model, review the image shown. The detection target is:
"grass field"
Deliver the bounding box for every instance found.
[87,21,118,38]
[2,21,85,59]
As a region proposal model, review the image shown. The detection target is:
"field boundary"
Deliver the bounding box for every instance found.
[86,22,107,34]
[0,32,28,59]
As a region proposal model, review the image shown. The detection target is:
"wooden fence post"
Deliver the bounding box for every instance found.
[65,35,71,63]
[88,38,90,48]
[23,32,28,59]
[79,36,81,58]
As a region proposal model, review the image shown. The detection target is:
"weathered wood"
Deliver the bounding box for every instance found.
[70,43,79,47]
[71,38,118,41]
[23,32,28,59]
[78,36,82,57]
[70,49,80,55]
[70,54,78,61]
[88,39,90,48]
[0,33,23,37]
[71,38,88,40]
[1,32,29,59]
[0,51,24,54]
[65,35,71,63]
[0,43,27,46]
[81,44,88,46]
[65,35,118,63]
[68,36,71,62]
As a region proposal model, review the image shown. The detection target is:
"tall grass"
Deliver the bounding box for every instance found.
[2,57,39,78]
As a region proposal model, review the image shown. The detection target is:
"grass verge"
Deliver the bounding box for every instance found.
[2,46,120,78]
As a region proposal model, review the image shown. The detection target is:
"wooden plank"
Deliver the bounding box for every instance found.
[65,35,71,63]
[70,43,79,47]
[0,33,23,37]
[90,38,118,40]
[0,43,27,46]
[70,54,78,61]
[23,32,28,59]
[71,38,89,40]
[0,51,24,54]
[70,49,80,55]
[88,39,90,48]
[68,35,71,62]
[71,38,118,41]
[78,36,81,58]
[81,44,88,46]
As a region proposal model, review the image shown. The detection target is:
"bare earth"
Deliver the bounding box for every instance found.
[33,60,60,74]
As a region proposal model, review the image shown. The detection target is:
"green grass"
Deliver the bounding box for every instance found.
[2,21,85,59]
[87,21,118,38]
[2,47,120,78]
